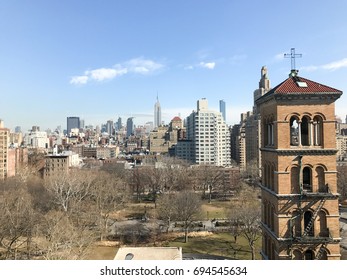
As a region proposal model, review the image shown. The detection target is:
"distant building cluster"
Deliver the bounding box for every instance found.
[1,66,346,181]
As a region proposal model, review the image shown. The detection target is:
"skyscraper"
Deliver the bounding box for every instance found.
[126,117,134,138]
[219,100,226,122]
[67,117,80,135]
[154,95,161,128]
[116,117,122,131]
[106,120,114,136]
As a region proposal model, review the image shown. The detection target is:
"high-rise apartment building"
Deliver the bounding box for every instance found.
[231,66,271,171]
[219,100,226,122]
[256,69,342,260]
[154,96,161,128]
[67,117,80,135]
[0,120,9,180]
[185,98,231,166]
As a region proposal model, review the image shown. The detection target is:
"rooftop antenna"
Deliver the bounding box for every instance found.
[284,48,302,72]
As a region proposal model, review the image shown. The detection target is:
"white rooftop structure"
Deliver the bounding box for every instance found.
[114,247,182,260]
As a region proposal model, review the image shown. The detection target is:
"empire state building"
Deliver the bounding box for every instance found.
[154,96,161,128]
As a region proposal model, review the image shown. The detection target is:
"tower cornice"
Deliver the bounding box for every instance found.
[260,148,338,156]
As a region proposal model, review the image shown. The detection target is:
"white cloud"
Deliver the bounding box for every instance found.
[85,67,127,81]
[300,57,347,72]
[126,58,164,74]
[70,75,89,85]
[299,65,319,72]
[322,58,347,71]
[70,57,163,85]
[199,61,216,70]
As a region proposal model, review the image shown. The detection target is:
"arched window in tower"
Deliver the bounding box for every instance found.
[318,211,328,237]
[302,167,312,192]
[264,117,274,146]
[301,116,310,146]
[292,250,302,260]
[263,118,269,147]
[304,249,314,260]
[316,166,326,192]
[313,116,323,146]
[263,163,268,187]
[269,164,274,191]
[291,166,300,194]
[292,211,301,238]
[270,205,275,231]
[304,211,314,237]
[290,116,299,146]
[318,248,328,260]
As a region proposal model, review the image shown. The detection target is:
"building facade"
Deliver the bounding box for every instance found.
[256,70,342,260]
[185,98,231,166]
[0,120,10,179]
[230,66,271,171]
[44,155,69,177]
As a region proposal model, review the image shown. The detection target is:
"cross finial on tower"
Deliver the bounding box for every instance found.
[284,48,302,71]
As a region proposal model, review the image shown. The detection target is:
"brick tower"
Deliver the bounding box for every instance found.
[256,69,342,260]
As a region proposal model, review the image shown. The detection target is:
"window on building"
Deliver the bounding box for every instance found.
[313,116,323,146]
[290,117,299,146]
[304,211,314,237]
[293,250,302,260]
[318,211,328,238]
[301,116,310,146]
[264,118,274,146]
[291,166,300,194]
[302,167,312,192]
[316,166,326,192]
[269,164,275,191]
[304,250,314,260]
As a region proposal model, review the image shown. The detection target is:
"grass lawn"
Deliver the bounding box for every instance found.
[166,232,262,260]
[87,199,262,260]
[200,201,233,220]
[85,232,262,260]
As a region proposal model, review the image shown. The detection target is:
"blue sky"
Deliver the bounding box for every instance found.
[1,0,347,132]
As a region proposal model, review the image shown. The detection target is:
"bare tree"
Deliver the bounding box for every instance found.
[91,172,130,241]
[197,165,224,203]
[143,166,164,208]
[44,170,95,212]
[172,191,202,243]
[40,210,95,260]
[230,185,261,260]
[156,194,176,233]
[0,185,39,259]
[157,157,193,192]
[242,158,260,185]
[128,167,146,202]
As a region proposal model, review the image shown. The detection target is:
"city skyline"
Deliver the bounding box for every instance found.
[1,1,347,132]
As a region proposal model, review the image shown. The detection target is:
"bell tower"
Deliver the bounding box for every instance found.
[256,69,342,260]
